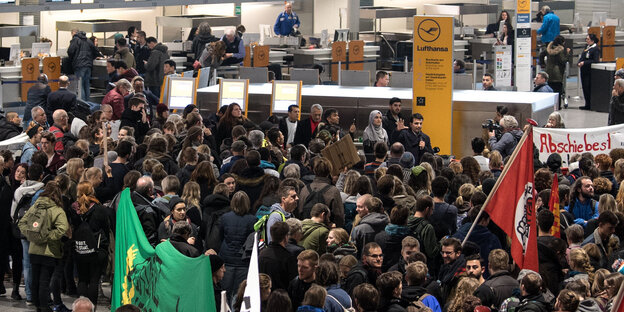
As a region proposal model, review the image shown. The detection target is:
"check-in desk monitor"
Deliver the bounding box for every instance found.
[334,29,349,42]
[168,77,196,109]
[271,81,302,114]
[219,79,249,114]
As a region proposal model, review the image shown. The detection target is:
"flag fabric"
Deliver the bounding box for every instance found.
[240,232,261,312]
[220,291,231,312]
[611,279,624,312]
[483,130,539,272]
[549,173,560,238]
[112,188,216,311]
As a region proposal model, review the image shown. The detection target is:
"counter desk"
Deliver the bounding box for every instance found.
[590,63,615,113]
[292,46,380,83]
[197,84,556,157]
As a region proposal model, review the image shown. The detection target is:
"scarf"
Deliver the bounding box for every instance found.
[363,110,387,143]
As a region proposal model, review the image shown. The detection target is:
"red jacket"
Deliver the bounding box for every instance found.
[102,87,125,120]
[48,124,65,153]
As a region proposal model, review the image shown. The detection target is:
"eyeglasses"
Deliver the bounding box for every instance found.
[441,251,456,256]
[466,265,480,270]
[368,254,384,259]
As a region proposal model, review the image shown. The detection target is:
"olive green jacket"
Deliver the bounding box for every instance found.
[19,197,69,259]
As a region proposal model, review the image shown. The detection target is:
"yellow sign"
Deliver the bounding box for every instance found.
[517,0,530,14]
[218,79,249,116]
[271,80,302,114]
[413,16,454,155]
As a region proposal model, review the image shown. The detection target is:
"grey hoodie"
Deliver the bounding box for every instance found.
[11,180,45,219]
[351,212,389,258]
[266,202,292,244]
[577,299,602,312]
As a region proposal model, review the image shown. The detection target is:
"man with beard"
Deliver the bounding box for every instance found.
[391,113,434,164]
[438,238,466,307]
[464,254,485,284]
[566,176,599,226]
[343,242,384,296]
[384,97,403,141]
[300,203,331,254]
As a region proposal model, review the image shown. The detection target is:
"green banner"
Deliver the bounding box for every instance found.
[112,188,216,311]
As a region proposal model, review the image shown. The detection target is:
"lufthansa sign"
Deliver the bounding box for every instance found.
[413,15,454,155]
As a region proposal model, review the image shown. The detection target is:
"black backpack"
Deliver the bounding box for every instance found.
[73,209,102,255]
[11,193,36,238]
[301,184,331,219]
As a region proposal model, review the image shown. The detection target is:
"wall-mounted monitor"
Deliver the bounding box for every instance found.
[167,77,196,110]
[334,29,349,42]
[271,80,302,114]
[218,79,249,116]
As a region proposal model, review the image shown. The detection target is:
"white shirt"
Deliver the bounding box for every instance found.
[474,155,490,172]
[286,119,297,145]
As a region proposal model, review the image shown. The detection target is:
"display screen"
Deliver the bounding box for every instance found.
[168,78,195,109]
[272,82,300,113]
[219,80,247,111]
[0,0,16,3]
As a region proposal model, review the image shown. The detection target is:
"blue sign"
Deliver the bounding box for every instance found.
[517,14,530,24]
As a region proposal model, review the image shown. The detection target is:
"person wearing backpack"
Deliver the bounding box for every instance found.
[265,185,299,244]
[71,181,110,308]
[407,196,440,276]
[18,181,69,312]
[298,157,344,228]
[402,261,442,312]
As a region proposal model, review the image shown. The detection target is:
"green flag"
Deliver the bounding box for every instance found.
[112,188,216,311]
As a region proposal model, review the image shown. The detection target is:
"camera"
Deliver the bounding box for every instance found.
[482,119,503,140]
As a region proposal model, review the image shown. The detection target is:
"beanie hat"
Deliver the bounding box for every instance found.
[546,153,562,172]
[411,165,425,177]
[400,152,415,168]
[27,124,41,138]
[168,196,185,211]
[209,255,224,273]
[482,178,496,196]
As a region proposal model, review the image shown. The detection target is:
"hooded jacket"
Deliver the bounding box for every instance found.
[407,216,440,266]
[375,224,411,271]
[474,271,519,310]
[0,116,22,141]
[301,219,330,254]
[67,31,100,69]
[266,203,292,244]
[113,46,136,69]
[120,108,149,143]
[234,166,267,207]
[516,293,551,312]
[11,180,45,218]
[545,42,568,83]
[401,285,442,312]
[577,298,603,312]
[453,222,502,274]
[489,129,523,159]
[192,33,219,62]
[351,212,389,258]
[201,193,231,252]
[145,43,169,87]
[19,196,69,259]
[298,176,344,228]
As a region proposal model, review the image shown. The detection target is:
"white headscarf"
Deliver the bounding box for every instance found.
[363,110,388,144]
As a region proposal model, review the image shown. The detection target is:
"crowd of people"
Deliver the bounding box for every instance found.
[1,83,624,312]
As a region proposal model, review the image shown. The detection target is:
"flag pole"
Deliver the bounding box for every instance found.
[461,125,533,247]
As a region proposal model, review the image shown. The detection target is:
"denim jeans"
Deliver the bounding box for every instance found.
[74,66,92,101]
[222,265,248,303]
[21,239,32,301]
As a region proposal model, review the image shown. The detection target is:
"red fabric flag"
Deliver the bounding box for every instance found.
[549,174,560,238]
[611,281,624,312]
[483,130,539,272]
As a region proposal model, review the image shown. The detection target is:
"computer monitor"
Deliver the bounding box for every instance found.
[31,43,51,58]
[271,81,301,114]
[167,77,196,109]
[218,79,249,114]
[334,29,349,42]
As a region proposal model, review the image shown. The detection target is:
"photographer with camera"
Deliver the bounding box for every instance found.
[488,115,523,159]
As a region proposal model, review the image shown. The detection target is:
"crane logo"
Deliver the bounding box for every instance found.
[417,19,441,43]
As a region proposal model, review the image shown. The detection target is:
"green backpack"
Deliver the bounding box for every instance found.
[254,210,286,242]
[18,205,51,245]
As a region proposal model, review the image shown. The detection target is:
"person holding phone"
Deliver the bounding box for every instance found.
[120,96,150,143]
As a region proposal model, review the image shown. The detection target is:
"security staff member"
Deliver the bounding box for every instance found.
[274,2,300,37]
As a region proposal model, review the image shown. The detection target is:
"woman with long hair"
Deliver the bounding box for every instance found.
[546,35,570,109]
[564,249,594,286]
[447,277,481,312]
[216,103,249,148]
[181,181,202,227]
[10,163,28,191]
[192,22,218,64]
[253,175,281,214]
[220,191,257,304]
[18,182,69,312]
[81,167,115,203]
[66,158,84,201]
[192,160,219,202]
[71,181,110,307]
[545,111,566,128]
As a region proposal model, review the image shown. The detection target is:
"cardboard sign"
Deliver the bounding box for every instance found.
[321,134,360,176]
[413,16,454,155]
[331,41,347,82]
[348,40,364,70]
[21,58,40,102]
[42,57,61,92]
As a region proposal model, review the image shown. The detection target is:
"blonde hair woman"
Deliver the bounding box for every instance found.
[66,158,84,201]
[448,277,481,312]
[181,181,201,226]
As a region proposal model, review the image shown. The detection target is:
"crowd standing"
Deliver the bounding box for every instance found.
[0,24,624,312]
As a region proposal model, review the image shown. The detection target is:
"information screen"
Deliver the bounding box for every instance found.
[168,77,195,109]
[219,79,248,112]
[272,81,301,114]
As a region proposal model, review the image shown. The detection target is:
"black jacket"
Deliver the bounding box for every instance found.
[293,117,320,147]
[375,224,410,272]
[430,202,458,240]
[258,242,298,290]
[26,82,51,111]
[379,297,410,312]
[219,210,256,267]
[120,108,150,144]
[133,44,151,74]
[343,262,380,296]
[383,110,402,142]
[200,194,231,252]
[234,167,267,207]
[72,203,111,252]
[537,235,565,295]
[46,88,76,124]
[474,271,519,309]
[391,129,433,164]
[279,116,297,147]
[130,191,159,246]
[67,31,100,69]
[192,34,219,61]
[288,277,313,310]
[169,233,201,258]
[516,293,551,312]
[0,116,22,141]
[134,153,180,176]
[175,164,196,194]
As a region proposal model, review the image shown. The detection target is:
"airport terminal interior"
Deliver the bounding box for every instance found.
[0,0,623,310]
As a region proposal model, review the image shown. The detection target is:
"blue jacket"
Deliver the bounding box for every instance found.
[534,84,554,92]
[453,222,501,276]
[219,211,257,266]
[565,197,599,225]
[537,12,560,43]
[21,141,38,166]
[274,11,300,36]
[324,284,353,312]
[219,155,244,176]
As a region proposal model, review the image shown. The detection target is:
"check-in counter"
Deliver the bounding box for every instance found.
[590,63,616,113]
[292,46,380,83]
[197,85,555,157]
[0,65,29,104]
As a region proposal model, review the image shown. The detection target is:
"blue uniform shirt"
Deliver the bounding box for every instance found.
[274,11,300,36]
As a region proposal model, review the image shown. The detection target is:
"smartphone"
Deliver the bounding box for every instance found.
[352,118,356,125]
